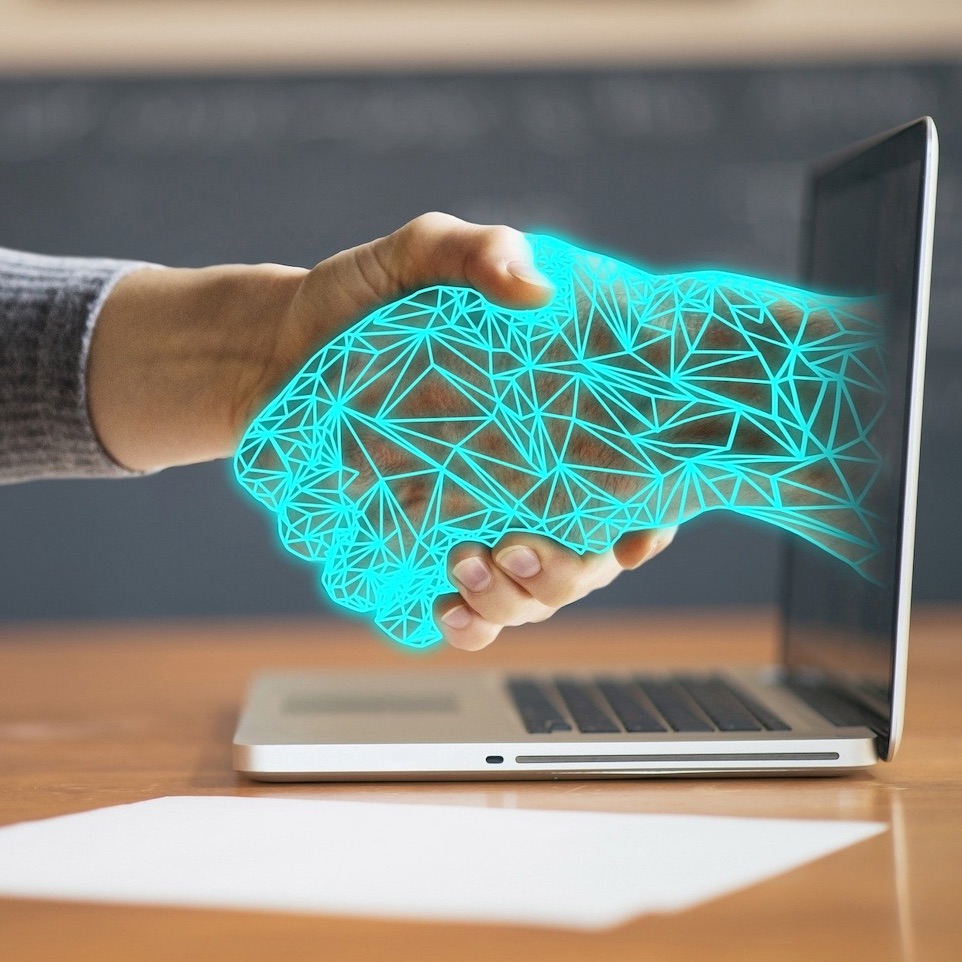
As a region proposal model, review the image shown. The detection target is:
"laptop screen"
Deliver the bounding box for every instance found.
[781,120,935,758]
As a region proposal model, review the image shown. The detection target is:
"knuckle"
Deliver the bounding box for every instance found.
[531,568,589,608]
[533,605,560,623]
[463,576,540,627]
[390,211,462,285]
[481,223,520,251]
[512,600,554,627]
[498,597,543,628]
[400,211,456,246]
[351,241,396,299]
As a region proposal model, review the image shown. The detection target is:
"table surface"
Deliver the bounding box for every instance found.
[0,607,960,962]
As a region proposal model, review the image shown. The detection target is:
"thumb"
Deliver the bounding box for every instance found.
[613,526,678,570]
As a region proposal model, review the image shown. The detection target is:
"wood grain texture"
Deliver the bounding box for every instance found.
[0,607,960,961]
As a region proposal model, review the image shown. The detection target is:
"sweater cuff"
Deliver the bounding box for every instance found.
[0,249,157,483]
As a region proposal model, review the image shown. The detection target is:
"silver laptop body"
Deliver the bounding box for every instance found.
[234,118,938,781]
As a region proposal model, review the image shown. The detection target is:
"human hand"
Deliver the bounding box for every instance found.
[514,237,883,569]
[89,212,550,472]
[235,229,882,649]
[89,213,675,649]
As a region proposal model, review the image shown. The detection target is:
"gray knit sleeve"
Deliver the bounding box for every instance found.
[0,248,154,483]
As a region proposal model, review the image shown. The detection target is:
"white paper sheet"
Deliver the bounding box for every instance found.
[0,796,884,930]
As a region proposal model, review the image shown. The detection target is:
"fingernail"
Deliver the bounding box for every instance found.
[505,260,553,290]
[452,557,492,592]
[441,605,472,630]
[495,545,542,579]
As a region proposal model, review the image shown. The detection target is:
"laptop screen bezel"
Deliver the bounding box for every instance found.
[779,117,938,762]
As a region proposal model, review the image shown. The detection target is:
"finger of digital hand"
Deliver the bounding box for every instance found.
[435,529,676,651]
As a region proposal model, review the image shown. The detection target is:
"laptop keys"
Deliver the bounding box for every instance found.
[723,684,792,732]
[506,679,572,734]
[633,679,716,732]
[595,680,668,732]
[676,678,764,731]
[555,679,621,734]
[507,675,790,735]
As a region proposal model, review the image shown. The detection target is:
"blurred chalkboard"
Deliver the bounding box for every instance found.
[0,63,959,624]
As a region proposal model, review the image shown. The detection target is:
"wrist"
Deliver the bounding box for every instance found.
[88,261,306,472]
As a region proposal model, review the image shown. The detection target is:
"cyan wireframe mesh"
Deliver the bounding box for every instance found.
[235,234,884,647]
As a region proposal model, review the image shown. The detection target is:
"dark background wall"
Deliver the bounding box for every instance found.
[1,63,959,625]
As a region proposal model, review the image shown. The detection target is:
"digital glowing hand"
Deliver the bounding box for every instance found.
[234,234,884,648]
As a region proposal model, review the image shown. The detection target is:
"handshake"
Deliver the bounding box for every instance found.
[234,232,884,648]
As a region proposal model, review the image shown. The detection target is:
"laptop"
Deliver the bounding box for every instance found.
[234,117,938,781]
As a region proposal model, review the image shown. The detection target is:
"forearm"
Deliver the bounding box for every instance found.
[87,261,306,472]
[524,237,885,553]
[0,248,150,484]
[623,267,885,558]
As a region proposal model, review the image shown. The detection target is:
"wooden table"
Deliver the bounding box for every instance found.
[1,608,960,961]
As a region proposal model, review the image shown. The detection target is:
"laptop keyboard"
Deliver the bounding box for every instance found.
[507,675,791,735]
[783,679,883,730]
[506,680,573,734]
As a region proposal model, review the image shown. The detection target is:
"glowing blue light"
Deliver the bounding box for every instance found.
[235,234,884,648]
